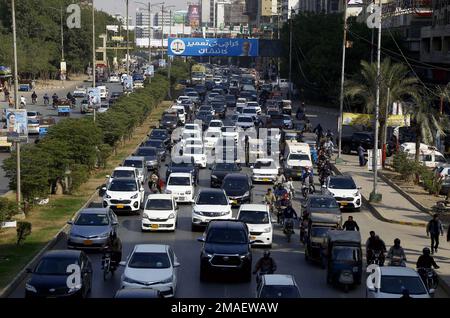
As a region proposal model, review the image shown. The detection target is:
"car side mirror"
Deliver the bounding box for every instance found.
[105,174,110,178]
[112,221,118,226]
[173,262,181,268]
[119,261,126,266]
[140,187,144,192]
[101,187,107,191]
[208,167,212,170]
[249,165,254,169]
[357,186,362,190]
[26,268,33,273]
[197,237,205,242]
[67,220,73,225]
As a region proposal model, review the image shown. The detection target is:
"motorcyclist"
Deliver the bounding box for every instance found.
[416,247,439,287]
[275,171,286,187]
[20,95,26,106]
[284,177,295,199]
[66,92,73,100]
[311,145,318,165]
[102,232,122,271]
[304,119,312,133]
[31,91,37,103]
[323,137,334,157]
[264,188,276,213]
[366,231,387,265]
[282,202,298,231]
[148,173,162,193]
[274,183,288,200]
[43,93,49,104]
[387,238,407,266]
[253,250,277,279]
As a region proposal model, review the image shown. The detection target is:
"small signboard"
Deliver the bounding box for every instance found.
[367,149,382,171]
[6,109,28,142]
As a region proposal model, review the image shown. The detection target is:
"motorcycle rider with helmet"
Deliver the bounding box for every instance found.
[366,231,387,265]
[253,250,277,287]
[282,201,298,233]
[387,238,407,266]
[416,247,439,286]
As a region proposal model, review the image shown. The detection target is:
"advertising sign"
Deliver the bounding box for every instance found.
[187,5,201,28]
[111,36,124,42]
[261,0,273,16]
[145,65,154,77]
[342,112,410,127]
[173,10,187,24]
[6,109,28,142]
[87,87,101,105]
[367,149,382,171]
[168,38,259,57]
[123,75,133,91]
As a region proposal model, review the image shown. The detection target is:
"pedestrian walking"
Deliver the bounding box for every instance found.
[357,143,366,167]
[426,214,444,254]
[342,216,360,231]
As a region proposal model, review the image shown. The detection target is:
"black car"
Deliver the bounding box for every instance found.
[135,146,159,171]
[141,139,167,161]
[25,250,92,298]
[194,84,207,96]
[239,90,257,101]
[159,112,179,131]
[225,95,236,108]
[166,156,199,184]
[148,129,171,149]
[210,162,242,187]
[198,220,253,282]
[222,173,253,206]
[211,102,226,119]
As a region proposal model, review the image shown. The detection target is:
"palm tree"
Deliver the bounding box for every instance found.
[406,92,447,162]
[345,58,419,159]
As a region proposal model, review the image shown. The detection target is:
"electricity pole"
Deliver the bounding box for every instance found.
[288,9,293,100]
[92,0,96,122]
[126,0,130,75]
[337,0,348,160]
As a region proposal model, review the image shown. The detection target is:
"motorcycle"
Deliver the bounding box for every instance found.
[388,255,406,267]
[301,183,315,198]
[283,218,295,242]
[367,249,385,266]
[418,268,438,291]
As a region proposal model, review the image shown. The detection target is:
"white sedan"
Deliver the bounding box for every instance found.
[120,244,180,297]
[251,158,280,183]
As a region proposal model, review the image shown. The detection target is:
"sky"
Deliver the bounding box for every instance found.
[94,0,189,19]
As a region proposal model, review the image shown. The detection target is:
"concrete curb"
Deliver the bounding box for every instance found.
[331,164,427,227]
[0,100,167,298]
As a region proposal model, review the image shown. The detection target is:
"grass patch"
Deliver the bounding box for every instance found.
[0,100,171,292]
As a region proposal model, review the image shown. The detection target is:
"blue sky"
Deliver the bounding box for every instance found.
[95,0,187,18]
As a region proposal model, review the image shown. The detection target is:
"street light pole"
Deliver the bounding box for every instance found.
[126,0,130,75]
[92,0,96,122]
[11,0,22,214]
[161,4,164,59]
[337,0,348,160]
[288,8,293,100]
[371,0,382,202]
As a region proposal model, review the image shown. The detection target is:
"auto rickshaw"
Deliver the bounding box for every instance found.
[324,230,363,292]
[304,213,340,267]
[56,99,72,117]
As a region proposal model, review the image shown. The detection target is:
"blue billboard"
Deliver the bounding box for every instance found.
[168,38,259,57]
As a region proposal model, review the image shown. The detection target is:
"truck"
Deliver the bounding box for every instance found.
[191,64,206,84]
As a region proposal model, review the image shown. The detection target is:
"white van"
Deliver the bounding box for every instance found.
[97,85,108,100]
[283,141,312,179]
[401,142,447,168]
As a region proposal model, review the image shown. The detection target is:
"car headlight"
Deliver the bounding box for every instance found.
[123,276,141,284]
[165,189,172,194]
[211,175,218,179]
[25,283,37,293]
[105,194,112,199]
[143,213,150,220]
[239,252,250,259]
[159,275,173,284]
[168,213,175,219]
[220,210,231,216]
[193,209,203,216]
[203,252,213,258]
[131,193,139,199]
[100,232,110,238]
[263,226,272,233]
[243,191,250,197]
[354,191,360,197]
[186,190,192,194]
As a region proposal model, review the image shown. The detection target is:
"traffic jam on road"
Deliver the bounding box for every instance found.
[22,64,439,299]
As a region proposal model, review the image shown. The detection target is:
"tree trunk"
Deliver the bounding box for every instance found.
[415,127,421,163]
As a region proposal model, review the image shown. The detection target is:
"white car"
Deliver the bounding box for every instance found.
[323,176,362,211]
[109,75,120,83]
[236,98,247,108]
[177,96,190,104]
[97,103,109,113]
[246,101,261,114]
[103,178,144,214]
[183,123,202,134]
[191,188,232,230]
[170,105,186,124]
[257,274,301,298]
[241,107,258,118]
[73,86,86,98]
[120,244,180,297]
[166,173,195,203]
[366,266,432,298]
[208,119,223,132]
[183,144,207,168]
[107,166,140,183]
[142,194,178,231]
[237,204,273,247]
[204,130,221,151]
[251,158,280,183]
[236,115,255,130]
[221,126,239,141]
[27,119,40,134]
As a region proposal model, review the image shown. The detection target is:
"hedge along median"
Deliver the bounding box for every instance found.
[0,61,189,291]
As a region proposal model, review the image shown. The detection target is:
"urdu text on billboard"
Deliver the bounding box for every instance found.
[168,38,259,57]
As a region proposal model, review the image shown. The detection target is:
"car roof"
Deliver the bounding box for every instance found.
[380,266,421,277]
[113,166,136,171]
[43,249,82,258]
[125,156,145,161]
[308,194,335,200]
[263,274,296,286]
[330,175,353,180]
[79,208,110,214]
[239,204,268,212]
[151,128,168,133]
[168,172,191,178]
[223,173,248,180]
[208,220,247,230]
[146,193,173,200]
[133,244,169,253]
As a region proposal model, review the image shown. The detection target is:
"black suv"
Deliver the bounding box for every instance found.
[159,112,179,131]
[198,220,253,282]
[210,162,242,187]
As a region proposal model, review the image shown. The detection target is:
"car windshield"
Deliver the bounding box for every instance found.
[238,211,269,224]
[137,148,156,156]
[197,192,228,205]
[238,117,253,123]
[109,179,137,192]
[128,252,170,269]
[144,140,163,148]
[221,127,235,133]
[74,213,109,226]
[223,178,249,190]
[112,170,134,178]
[254,161,275,169]
[206,228,247,244]
[332,246,361,262]
[145,199,173,210]
[243,109,256,114]
[309,197,339,209]
[310,227,332,237]
[328,178,357,189]
[260,285,300,298]
[150,130,167,138]
[123,160,143,168]
[380,276,427,295]
[168,176,191,186]
[209,121,222,127]
[162,115,177,122]
[34,257,79,275]
[214,163,239,171]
